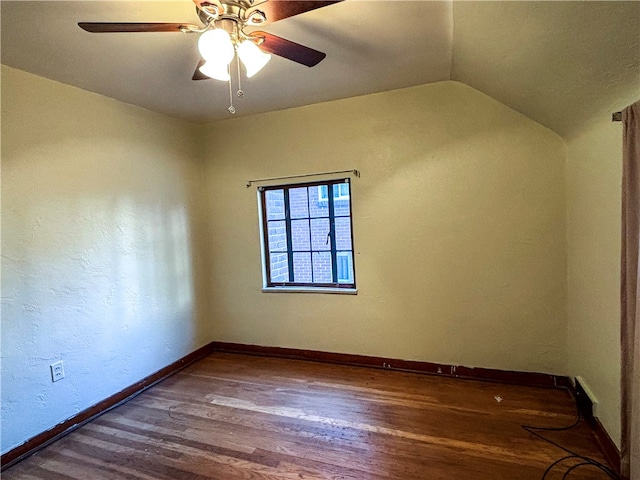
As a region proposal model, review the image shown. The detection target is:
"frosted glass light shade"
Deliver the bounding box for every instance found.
[238,40,271,77]
[198,29,234,63]
[199,61,230,81]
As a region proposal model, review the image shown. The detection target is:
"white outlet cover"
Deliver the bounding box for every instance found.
[50,361,65,382]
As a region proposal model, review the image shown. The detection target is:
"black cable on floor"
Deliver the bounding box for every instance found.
[562,461,612,480]
[521,392,620,480]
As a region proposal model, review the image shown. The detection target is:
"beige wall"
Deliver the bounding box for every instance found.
[566,119,624,447]
[6,64,621,454]
[1,66,210,453]
[202,81,568,374]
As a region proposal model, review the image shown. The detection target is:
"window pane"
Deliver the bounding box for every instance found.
[293,252,312,283]
[309,185,329,218]
[312,251,332,283]
[333,183,351,217]
[318,185,328,201]
[333,182,350,199]
[267,220,287,252]
[334,217,352,250]
[289,187,309,219]
[336,252,354,283]
[265,189,285,220]
[291,219,310,251]
[269,253,289,283]
[310,218,330,251]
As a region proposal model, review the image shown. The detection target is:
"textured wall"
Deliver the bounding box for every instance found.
[566,119,625,447]
[452,1,640,138]
[4,66,604,456]
[1,66,210,453]
[202,81,568,374]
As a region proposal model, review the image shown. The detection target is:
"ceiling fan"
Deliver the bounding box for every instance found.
[78,0,342,112]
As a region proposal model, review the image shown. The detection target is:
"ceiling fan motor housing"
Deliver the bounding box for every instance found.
[196,0,266,30]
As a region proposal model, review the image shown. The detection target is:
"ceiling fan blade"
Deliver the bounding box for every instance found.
[253,31,326,67]
[78,22,199,33]
[254,0,343,24]
[192,59,210,80]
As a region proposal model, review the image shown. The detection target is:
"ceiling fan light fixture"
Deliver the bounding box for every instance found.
[198,28,234,63]
[77,0,338,114]
[237,40,271,78]
[199,60,230,81]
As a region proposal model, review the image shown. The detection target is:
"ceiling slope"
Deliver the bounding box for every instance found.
[452,1,640,138]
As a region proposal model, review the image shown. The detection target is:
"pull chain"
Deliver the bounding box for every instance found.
[236,54,244,98]
[227,66,235,114]
[226,22,241,114]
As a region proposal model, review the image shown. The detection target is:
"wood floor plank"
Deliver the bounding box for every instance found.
[4,353,612,480]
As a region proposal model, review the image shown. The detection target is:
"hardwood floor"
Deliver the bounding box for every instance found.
[4,353,613,479]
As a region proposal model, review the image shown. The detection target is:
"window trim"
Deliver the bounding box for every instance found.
[261,285,358,295]
[258,179,357,293]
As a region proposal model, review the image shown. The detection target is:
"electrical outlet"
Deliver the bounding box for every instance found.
[50,361,65,382]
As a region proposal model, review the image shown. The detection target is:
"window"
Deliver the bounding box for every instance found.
[259,179,356,291]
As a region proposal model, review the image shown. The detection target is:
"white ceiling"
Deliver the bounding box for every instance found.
[2,1,639,137]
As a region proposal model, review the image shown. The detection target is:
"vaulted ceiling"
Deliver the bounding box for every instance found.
[2,1,639,138]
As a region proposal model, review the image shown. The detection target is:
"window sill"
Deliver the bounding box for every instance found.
[262,286,358,295]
